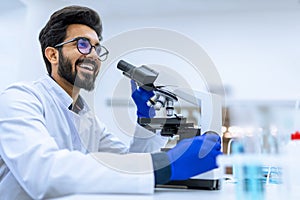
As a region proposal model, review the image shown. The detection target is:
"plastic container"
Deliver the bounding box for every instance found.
[284,131,300,199]
[230,141,265,200]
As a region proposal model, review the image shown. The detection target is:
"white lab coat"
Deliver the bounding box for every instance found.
[0,75,168,199]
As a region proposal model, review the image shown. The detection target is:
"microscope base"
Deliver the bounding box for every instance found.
[157,178,221,190]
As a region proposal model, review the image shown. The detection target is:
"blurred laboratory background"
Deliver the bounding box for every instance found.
[0,0,299,152]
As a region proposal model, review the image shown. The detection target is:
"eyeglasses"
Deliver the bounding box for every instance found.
[54,37,109,61]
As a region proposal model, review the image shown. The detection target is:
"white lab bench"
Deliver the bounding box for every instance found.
[48,153,300,200]
[50,181,296,200]
[50,185,231,200]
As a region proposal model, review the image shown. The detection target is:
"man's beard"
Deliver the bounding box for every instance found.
[58,51,98,91]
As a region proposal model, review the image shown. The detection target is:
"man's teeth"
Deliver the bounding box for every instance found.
[79,64,94,71]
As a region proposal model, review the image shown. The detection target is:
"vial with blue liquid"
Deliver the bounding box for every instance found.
[232,141,265,200]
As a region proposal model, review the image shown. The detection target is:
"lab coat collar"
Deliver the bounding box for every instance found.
[40,75,73,109]
[40,75,92,115]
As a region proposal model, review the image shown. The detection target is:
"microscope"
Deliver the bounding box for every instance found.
[117,60,223,190]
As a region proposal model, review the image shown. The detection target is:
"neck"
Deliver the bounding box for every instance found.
[51,74,80,103]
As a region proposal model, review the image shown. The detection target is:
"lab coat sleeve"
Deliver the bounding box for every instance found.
[0,86,154,199]
[129,124,169,153]
[95,117,168,154]
[96,118,129,154]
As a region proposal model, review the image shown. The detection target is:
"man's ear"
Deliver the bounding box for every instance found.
[45,47,59,64]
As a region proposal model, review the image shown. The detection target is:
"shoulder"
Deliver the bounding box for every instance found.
[1,80,42,101]
[0,75,58,103]
[0,79,46,116]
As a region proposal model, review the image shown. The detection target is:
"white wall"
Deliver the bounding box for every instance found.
[0,0,299,101]
[1,0,299,144]
[103,11,300,101]
[0,8,26,91]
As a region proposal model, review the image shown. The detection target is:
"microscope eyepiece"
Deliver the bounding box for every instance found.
[117,60,135,74]
[117,60,158,91]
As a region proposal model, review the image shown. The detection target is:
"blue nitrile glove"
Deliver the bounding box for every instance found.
[131,80,155,118]
[167,132,222,180]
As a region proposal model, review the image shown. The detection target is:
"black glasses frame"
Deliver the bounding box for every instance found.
[54,37,109,61]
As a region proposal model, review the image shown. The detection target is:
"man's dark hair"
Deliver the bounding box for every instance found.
[39,5,102,75]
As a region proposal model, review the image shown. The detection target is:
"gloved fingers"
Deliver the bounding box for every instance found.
[149,107,156,118]
[137,107,156,118]
[167,135,222,181]
[172,135,220,155]
[167,137,194,163]
[198,135,221,158]
[176,137,195,150]
[202,131,221,143]
[214,142,221,151]
[130,79,137,93]
[170,136,214,160]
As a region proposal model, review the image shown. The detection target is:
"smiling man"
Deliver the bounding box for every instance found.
[54,30,102,92]
[0,5,221,200]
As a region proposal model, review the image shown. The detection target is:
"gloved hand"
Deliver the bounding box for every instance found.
[131,80,155,118]
[167,132,222,180]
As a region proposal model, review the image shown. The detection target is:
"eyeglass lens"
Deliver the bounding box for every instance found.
[78,38,103,55]
[77,38,92,54]
[77,38,107,60]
